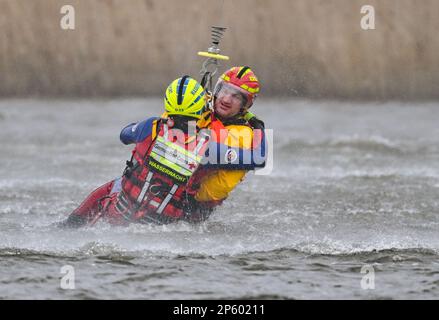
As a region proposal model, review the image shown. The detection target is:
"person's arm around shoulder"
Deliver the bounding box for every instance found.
[120,117,160,145]
[204,123,266,170]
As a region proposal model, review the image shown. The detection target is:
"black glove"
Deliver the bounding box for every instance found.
[184,207,213,224]
[57,214,88,229]
[182,194,213,223]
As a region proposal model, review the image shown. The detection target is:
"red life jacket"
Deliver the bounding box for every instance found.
[106,119,210,225]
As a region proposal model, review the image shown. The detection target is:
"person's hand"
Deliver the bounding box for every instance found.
[184,207,213,223]
[182,195,215,223]
[244,112,265,129]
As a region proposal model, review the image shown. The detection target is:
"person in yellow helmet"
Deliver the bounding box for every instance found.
[62,76,210,226]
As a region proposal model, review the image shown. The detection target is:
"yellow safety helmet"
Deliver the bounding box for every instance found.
[164,76,206,119]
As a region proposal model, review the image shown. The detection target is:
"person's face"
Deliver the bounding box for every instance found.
[214,82,248,119]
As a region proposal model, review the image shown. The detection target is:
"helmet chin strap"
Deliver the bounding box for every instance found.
[238,98,254,116]
[239,106,249,116]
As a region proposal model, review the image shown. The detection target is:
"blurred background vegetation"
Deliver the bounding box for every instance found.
[0,0,437,99]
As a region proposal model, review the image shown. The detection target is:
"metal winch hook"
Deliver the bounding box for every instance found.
[198,26,230,111]
[200,58,220,79]
[198,26,230,92]
[200,58,220,93]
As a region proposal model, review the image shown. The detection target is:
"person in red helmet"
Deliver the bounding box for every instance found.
[214,66,261,118]
[191,66,266,206]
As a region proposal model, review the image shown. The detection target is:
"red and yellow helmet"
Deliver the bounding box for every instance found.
[215,66,260,109]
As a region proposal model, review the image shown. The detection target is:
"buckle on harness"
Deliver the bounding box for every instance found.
[149,183,167,196]
[123,159,134,178]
